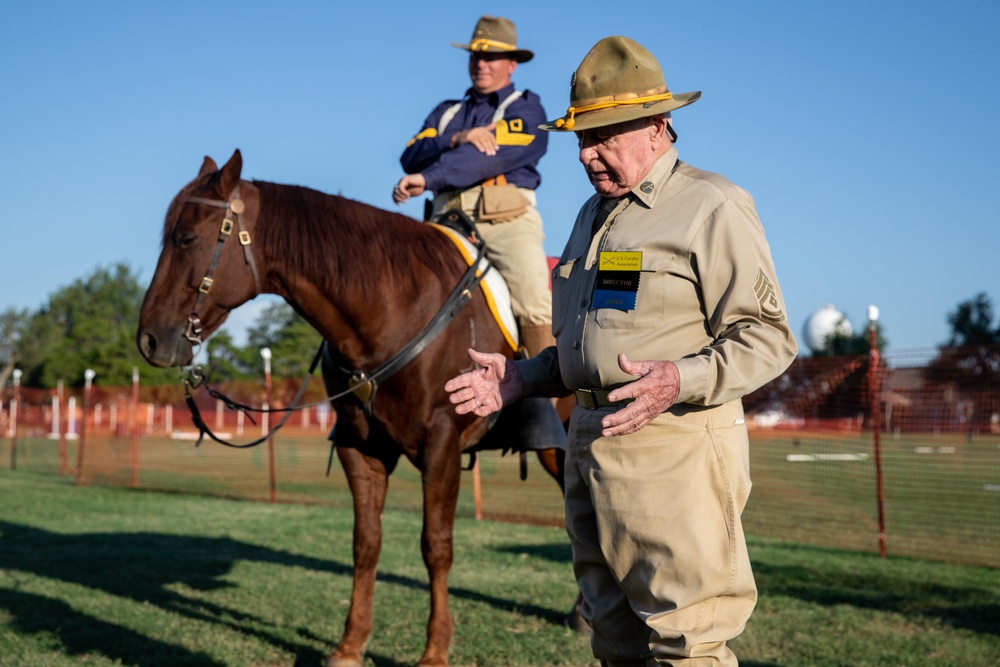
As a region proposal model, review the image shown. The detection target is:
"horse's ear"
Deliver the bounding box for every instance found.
[199,156,218,176]
[219,149,243,197]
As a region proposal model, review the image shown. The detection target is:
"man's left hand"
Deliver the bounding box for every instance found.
[450,123,498,155]
[601,353,680,437]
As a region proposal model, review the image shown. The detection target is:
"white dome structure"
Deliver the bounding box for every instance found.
[802,305,853,353]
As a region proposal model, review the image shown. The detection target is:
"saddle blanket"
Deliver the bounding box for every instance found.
[429,223,519,352]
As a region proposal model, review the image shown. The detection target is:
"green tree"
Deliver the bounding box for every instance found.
[19,263,178,388]
[946,292,1000,346]
[244,302,322,379]
[924,293,1000,436]
[0,308,28,393]
[204,329,256,382]
[812,316,887,356]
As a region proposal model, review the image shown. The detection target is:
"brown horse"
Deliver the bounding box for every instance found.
[136,150,576,666]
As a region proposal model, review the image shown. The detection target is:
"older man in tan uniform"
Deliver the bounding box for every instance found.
[446,36,797,666]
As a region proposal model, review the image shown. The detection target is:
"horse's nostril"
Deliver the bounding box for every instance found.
[139,331,157,358]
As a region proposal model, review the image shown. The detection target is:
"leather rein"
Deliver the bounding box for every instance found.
[177,193,492,450]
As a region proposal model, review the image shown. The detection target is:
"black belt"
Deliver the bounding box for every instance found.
[574,388,634,410]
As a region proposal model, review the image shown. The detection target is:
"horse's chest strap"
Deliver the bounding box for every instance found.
[325,240,489,417]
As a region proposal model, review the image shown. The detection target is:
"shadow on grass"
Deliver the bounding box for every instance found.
[752,544,1000,637]
[0,520,568,666]
[495,542,573,565]
[0,586,226,667]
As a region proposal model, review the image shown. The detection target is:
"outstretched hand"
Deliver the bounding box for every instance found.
[600,353,680,437]
[444,349,524,416]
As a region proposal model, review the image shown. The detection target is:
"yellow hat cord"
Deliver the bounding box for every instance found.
[470,38,517,52]
[554,92,674,130]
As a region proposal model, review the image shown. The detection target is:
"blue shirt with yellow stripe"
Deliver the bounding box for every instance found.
[399,83,548,194]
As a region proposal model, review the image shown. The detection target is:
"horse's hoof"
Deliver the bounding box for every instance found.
[326,657,364,667]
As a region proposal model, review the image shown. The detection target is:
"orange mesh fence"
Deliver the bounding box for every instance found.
[2,345,998,567]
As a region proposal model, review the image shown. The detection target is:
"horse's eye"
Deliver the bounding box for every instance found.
[175,232,198,249]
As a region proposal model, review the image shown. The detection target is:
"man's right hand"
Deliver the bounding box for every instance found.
[393,173,427,204]
[444,348,524,416]
[450,123,499,156]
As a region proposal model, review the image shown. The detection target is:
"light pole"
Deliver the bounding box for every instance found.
[261,348,272,434]
[56,379,67,475]
[75,369,95,485]
[867,305,886,558]
[261,348,276,503]
[9,369,21,470]
[131,367,140,488]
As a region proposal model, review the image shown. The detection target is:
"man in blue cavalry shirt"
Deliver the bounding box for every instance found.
[392,15,554,358]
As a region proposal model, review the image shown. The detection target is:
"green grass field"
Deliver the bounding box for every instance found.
[4,428,998,567]
[1,470,997,666]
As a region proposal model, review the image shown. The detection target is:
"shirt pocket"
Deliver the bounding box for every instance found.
[595,251,674,330]
[551,256,580,337]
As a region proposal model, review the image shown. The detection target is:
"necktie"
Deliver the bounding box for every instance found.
[591,196,622,236]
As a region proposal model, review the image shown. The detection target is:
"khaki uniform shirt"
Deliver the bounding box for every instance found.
[520,146,797,406]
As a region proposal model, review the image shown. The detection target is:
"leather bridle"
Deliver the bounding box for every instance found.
[183,185,262,345]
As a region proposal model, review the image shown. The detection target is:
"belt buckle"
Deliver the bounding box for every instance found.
[576,389,599,410]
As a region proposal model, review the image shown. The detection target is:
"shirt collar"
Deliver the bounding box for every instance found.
[629,146,679,208]
[466,82,516,105]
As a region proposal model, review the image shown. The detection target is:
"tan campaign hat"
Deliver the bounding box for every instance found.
[541,36,700,132]
[452,15,534,63]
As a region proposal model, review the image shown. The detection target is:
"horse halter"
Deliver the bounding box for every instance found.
[183,185,262,345]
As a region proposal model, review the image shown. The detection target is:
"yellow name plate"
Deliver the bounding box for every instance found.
[599,251,642,271]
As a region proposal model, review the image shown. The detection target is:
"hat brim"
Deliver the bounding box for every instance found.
[451,42,534,63]
[539,91,701,132]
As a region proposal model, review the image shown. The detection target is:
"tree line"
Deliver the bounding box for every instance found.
[0,262,320,391]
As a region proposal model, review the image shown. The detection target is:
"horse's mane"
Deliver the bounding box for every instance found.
[252,180,461,301]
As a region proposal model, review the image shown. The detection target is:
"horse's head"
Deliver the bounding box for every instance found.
[137,149,261,367]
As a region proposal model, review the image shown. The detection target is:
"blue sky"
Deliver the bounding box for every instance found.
[2,1,997,353]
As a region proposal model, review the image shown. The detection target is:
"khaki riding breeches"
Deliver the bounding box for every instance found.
[432,187,552,328]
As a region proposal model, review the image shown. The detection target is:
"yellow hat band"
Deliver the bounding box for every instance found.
[469,38,517,52]
[554,92,674,131]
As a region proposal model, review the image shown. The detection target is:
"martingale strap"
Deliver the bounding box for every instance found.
[183,344,325,449]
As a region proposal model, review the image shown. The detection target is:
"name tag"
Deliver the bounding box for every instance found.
[593,251,641,312]
[599,251,643,271]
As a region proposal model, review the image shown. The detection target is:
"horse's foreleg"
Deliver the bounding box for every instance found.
[328,444,393,667]
[416,431,462,667]
[535,447,566,493]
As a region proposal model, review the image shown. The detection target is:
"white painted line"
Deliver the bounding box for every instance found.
[914,446,958,454]
[786,453,869,462]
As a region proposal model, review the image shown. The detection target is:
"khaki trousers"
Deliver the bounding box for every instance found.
[565,400,756,666]
[432,187,552,327]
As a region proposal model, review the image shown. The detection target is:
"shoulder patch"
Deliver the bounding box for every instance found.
[754,269,785,323]
[406,127,438,147]
[495,119,535,146]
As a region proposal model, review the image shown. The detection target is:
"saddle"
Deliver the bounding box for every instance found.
[432,209,567,469]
